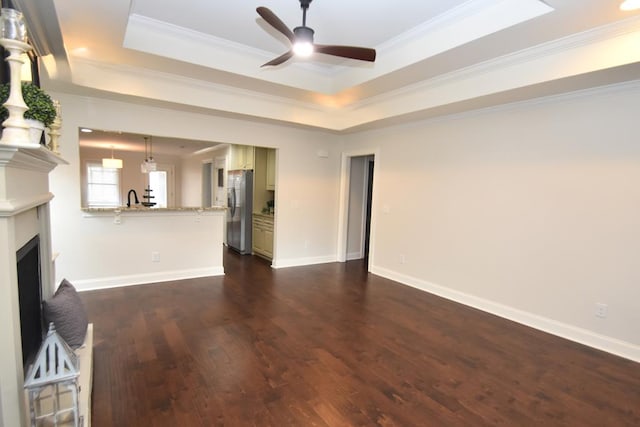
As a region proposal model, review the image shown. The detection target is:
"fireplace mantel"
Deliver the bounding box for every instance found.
[0,145,67,216]
[0,143,67,427]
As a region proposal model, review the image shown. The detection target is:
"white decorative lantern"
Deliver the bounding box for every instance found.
[24,323,82,427]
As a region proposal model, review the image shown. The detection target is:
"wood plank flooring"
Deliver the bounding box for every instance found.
[81,249,640,426]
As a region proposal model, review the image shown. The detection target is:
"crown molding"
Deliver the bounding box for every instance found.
[124,14,335,94]
[378,0,552,53]
[388,78,640,133]
[14,0,73,81]
[67,57,343,129]
[69,57,331,112]
[331,0,554,92]
[347,15,640,112]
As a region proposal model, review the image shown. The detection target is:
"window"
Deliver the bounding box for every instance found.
[86,162,121,207]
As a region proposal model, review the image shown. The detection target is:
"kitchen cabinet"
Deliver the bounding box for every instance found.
[229,144,254,170]
[253,147,275,214]
[229,145,241,170]
[252,214,273,260]
[266,148,276,190]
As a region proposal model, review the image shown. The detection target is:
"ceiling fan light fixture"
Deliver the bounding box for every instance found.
[293,26,314,57]
[620,0,640,10]
[257,2,375,66]
[293,41,314,57]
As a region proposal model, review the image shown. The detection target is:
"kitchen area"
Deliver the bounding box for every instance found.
[77,130,277,272]
[226,144,276,262]
[76,131,229,289]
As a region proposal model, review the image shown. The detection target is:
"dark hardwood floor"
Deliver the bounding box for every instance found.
[81,249,640,426]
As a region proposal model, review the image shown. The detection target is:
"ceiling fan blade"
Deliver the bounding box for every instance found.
[261,51,294,67]
[314,45,377,62]
[257,7,294,43]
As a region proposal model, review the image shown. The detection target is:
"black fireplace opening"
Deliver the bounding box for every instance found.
[17,234,45,369]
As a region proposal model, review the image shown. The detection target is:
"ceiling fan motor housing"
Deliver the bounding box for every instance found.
[293,26,314,43]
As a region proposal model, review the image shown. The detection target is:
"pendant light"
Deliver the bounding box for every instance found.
[102,145,123,169]
[141,135,157,173]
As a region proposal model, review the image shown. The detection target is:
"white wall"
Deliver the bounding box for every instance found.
[69,210,225,290]
[47,93,342,287]
[343,83,640,361]
[271,141,342,267]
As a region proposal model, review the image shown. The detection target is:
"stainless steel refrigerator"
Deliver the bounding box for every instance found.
[227,170,253,254]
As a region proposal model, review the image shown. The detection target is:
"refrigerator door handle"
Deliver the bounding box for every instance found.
[229,187,236,217]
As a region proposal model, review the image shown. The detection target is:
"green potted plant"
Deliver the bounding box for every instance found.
[0,81,57,144]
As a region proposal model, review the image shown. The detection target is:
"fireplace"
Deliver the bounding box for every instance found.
[17,234,44,369]
[0,144,67,427]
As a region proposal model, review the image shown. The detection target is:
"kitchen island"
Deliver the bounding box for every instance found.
[69,206,227,290]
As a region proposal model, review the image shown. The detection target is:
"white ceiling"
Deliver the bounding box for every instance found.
[16,0,640,136]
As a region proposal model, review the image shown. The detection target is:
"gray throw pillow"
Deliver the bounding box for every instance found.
[43,279,88,349]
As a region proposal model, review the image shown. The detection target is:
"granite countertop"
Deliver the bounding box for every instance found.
[83,206,227,213]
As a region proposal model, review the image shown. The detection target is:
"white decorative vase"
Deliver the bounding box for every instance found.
[26,118,44,145]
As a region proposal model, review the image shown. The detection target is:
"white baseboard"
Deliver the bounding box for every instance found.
[346,251,363,261]
[272,255,337,269]
[72,267,225,291]
[371,266,640,363]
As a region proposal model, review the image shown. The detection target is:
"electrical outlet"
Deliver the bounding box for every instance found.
[400,254,406,264]
[595,303,608,318]
[151,251,160,262]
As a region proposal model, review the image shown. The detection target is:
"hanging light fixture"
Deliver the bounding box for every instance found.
[102,145,123,169]
[140,136,157,173]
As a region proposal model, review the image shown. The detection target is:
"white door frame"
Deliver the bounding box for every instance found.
[337,148,379,270]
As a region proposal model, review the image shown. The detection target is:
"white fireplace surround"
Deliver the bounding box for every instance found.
[0,144,67,426]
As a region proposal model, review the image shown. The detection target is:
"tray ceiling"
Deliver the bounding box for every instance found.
[17,0,640,131]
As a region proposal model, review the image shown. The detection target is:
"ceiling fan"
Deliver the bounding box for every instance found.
[256,0,377,67]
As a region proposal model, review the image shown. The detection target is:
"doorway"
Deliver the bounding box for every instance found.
[202,162,213,207]
[213,156,226,207]
[146,164,175,208]
[338,151,377,266]
[363,158,374,258]
[203,158,227,207]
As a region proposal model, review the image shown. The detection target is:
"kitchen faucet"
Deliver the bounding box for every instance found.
[126,189,139,208]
